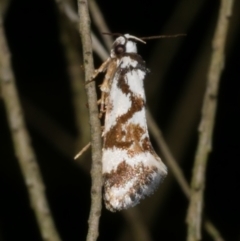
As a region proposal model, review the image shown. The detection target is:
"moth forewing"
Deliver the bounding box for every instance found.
[93,33,167,212]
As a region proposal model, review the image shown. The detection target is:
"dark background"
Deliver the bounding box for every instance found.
[0,0,239,240]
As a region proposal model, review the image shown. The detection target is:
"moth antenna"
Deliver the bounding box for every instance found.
[124,34,146,44]
[140,33,187,40]
[102,33,146,44]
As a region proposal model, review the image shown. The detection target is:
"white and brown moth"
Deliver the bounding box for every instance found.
[91,34,167,212]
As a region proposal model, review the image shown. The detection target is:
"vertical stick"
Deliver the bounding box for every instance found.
[77,1,103,241]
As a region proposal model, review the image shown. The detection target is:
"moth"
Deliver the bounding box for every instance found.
[91,34,168,212]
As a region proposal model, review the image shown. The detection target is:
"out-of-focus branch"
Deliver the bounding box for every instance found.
[147,110,190,197]
[57,7,90,149]
[0,16,62,241]
[54,0,109,60]
[186,1,234,240]
[122,209,153,241]
[91,32,109,60]
[89,0,113,50]
[146,1,205,102]
[0,0,11,18]
[21,97,77,160]
[204,220,225,241]
[77,1,103,241]
[146,110,225,241]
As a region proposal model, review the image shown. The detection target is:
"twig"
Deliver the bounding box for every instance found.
[74,142,91,160]
[77,1,103,241]
[204,220,225,241]
[0,16,62,241]
[186,1,234,240]
[146,110,225,241]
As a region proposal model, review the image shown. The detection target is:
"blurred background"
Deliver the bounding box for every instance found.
[0,0,239,240]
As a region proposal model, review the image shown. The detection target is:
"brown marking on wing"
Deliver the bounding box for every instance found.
[123,53,146,68]
[117,71,130,94]
[103,161,158,189]
[104,94,144,150]
[104,67,153,155]
[103,53,157,157]
[141,136,157,156]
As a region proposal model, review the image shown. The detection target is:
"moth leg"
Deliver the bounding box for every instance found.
[85,58,111,85]
[98,60,117,117]
[96,95,106,118]
[99,92,107,118]
[99,82,111,118]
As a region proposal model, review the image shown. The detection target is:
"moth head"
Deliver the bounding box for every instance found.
[111,34,146,58]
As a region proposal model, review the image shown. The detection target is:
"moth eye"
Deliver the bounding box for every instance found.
[114,44,125,55]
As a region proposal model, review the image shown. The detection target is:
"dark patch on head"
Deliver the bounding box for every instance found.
[112,36,127,58]
[114,44,125,56]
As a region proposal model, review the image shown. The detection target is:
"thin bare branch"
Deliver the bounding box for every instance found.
[186,1,234,240]
[77,1,103,241]
[74,142,91,160]
[204,220,225,241]
[0,16,62,241]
